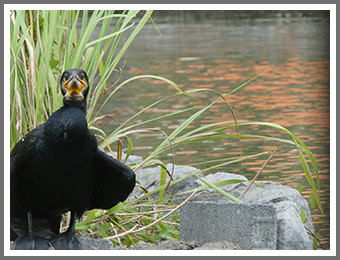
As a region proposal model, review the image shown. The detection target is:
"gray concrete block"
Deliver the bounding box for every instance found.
[180,201,277,250]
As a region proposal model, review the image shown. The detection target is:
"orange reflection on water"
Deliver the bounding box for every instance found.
[148,79,168,85]
[189,77,215,82]
[318,175,330,180]
[176,151,197,155]
[132,146,153,151]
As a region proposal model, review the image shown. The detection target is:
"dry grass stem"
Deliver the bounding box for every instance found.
[240,150,275,199]
[115,208,176,216]
[104,189,197,240]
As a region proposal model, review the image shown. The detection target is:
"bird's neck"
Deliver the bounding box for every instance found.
[62,98,87,114]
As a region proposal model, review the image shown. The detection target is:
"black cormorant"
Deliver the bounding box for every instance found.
[10,69,136,250]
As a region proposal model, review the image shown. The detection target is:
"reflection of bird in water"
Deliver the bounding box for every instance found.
[10,69,136,250]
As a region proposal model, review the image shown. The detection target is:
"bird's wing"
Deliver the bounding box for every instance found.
[10,126,44,163]
[10,126,47,239]
[88,149,136,210]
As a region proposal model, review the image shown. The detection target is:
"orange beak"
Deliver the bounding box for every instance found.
[64,75,85,96]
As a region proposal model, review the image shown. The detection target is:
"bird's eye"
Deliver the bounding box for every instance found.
[64,73,70,81]
[79,73,85,80]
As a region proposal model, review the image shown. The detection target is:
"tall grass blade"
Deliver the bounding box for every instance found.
[195,175,243,203]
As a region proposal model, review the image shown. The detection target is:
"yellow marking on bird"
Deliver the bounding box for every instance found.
[64,81,84,96]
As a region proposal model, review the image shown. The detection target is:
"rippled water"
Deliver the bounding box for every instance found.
[94,11,330,248]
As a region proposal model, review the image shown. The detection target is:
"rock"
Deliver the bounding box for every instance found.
[10,240,55,250]
[197,172,248,186]
[131,164,203,202]
[115,240,200,250]
[11,237,244,251]
[227,181,314,250]
[78,237,114,250]
[189,172,249,202]
[194,241,243,250]
[10,237,114,250]
[274,201,312,250]
[105,151,143,166]
[114,240,243,250]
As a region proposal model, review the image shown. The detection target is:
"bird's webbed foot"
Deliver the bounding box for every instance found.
[48,232,82,250]
[12,233,53,250]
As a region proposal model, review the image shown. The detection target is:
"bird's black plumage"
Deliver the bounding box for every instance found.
[10,69,136,250]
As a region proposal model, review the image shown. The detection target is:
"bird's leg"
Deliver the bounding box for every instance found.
[67,211,77,235]
[26,211,34,236]
[65,211,82,249]
[11,212,52,250]
[48,211,82,250]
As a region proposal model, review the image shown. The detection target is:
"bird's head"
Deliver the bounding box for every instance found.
[60,69,89,102]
